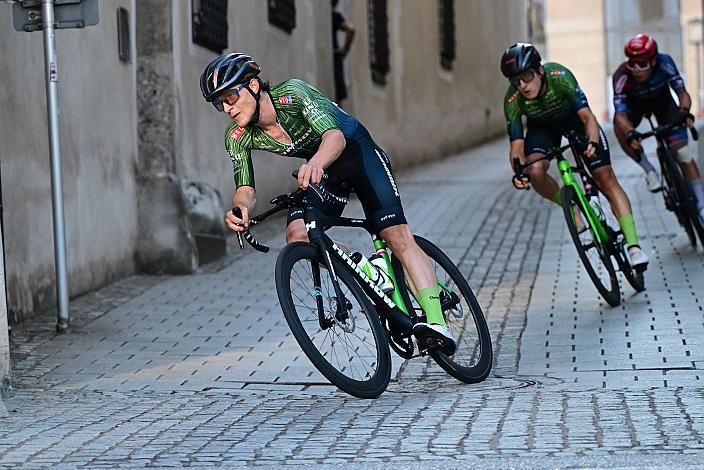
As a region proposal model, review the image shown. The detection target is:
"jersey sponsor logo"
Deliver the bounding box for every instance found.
[278,95,293,105]
[615,74,628,94]
[507,91,520,103]
[549,70,566,76]
[229,126,246,141]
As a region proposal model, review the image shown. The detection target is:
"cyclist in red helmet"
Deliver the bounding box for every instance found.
[612,34,704,222]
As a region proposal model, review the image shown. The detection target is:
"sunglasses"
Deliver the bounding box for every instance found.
[509,69,537,88]
[212,84,246,112]
[626,59,652,72]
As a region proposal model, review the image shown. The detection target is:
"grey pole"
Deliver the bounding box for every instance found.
[41,0,70,332]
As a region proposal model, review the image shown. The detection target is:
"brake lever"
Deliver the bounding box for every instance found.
[512,157,530,191]
[231,207,245,250]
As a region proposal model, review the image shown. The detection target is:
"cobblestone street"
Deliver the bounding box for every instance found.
[2,135,704,468]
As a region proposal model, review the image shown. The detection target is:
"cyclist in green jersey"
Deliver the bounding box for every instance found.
[501,43,649,270]
[200,53,456,354]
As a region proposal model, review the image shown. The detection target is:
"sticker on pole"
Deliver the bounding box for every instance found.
[49,61,57,82]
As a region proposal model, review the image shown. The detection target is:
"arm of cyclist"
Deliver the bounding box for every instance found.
[297,129,346,189]
[614,111,644,151]
[226,185,255,233]
[509,139,530,189]
[577,107,601,158]
[676,90,694,128]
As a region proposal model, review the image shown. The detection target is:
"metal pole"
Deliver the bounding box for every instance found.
[41,0,70,332]
[697,41,703,114]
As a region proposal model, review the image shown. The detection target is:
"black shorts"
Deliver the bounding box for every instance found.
[287,125,407,233]
[624,91,688,145]
[524,117,612,172]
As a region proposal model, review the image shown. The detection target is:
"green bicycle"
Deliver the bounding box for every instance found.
[514,132,645,307]
[233,171,493,398]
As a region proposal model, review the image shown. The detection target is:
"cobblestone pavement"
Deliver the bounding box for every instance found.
[2,134,704,468]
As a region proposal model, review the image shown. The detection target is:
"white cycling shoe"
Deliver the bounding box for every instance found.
[413,323,456,356]
[628,245,649,272]
[645,170,663,193]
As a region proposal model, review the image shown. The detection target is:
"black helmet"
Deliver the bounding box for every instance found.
[200,53,261,103]
[500,43,542,78]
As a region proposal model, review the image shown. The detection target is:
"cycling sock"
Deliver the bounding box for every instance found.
[550,190,562,205]
[636,152,656,173]
[414,286,445,326]
[689,178,704,210]
[617,214,639,247]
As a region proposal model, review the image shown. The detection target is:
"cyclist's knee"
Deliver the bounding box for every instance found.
[525,161,548,180]
[381,224,413,256]
[674,145,694,163]
[285,220,308,243]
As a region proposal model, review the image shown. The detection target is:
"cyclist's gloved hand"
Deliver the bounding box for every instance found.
[583,141,600,159]
[226,206,250,233]
[511,157,530,190]
[679,108,695,128]
[626,129,643,151]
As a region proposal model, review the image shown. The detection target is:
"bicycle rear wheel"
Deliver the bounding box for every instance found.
[561,185,621,306]
[275,242,391,399]
[391,236,492,384]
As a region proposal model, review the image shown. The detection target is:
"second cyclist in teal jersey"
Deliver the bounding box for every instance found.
[501,43,649,270]
[200,53,456,354]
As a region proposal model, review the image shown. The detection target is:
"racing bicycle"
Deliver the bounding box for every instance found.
[636,113,704,249]
[232,172,493,398]
[513,132,645,307]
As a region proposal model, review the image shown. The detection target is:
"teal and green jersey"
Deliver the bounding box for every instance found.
[225,78,359,188]
[503,62,590,141]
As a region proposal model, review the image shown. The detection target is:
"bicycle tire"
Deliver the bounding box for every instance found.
[391,236,492,384]
[660,148,698,247]
[561,185,621,306]
[275,241,391,399]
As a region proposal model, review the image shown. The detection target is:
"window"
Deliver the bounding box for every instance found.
[438,0,455,70]
[192,0,228,54]
[639,0,663,22]
[368,0,390,85]
[268,0,296,34]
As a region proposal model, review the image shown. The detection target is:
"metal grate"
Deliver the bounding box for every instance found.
[438,0,455,70]
[368,0,389,85]
[192,0,228,54]
[116,7,131,63]
[268,0,296,34]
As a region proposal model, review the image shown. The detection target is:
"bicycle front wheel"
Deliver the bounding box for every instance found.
[661,149,700,247]
[275,242,391,399]
[561,185,621,306]
[391,236,492,384]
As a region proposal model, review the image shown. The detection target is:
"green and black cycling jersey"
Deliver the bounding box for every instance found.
[224,78,406,232]
[226,79,358,188]
[503,62,590,141]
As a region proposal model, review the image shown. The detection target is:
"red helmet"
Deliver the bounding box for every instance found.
[624,34,658,61]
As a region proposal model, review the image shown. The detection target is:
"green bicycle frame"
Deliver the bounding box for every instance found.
[556,158,610,244]
[372,238,409,315]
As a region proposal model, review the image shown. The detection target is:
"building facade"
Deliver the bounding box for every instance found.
[0,0,526,323]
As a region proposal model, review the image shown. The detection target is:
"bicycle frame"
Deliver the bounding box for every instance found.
[302,207,415,336]
[555,143,611,245]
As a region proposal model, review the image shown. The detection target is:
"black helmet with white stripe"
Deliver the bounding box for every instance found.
[200,53,261,104]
